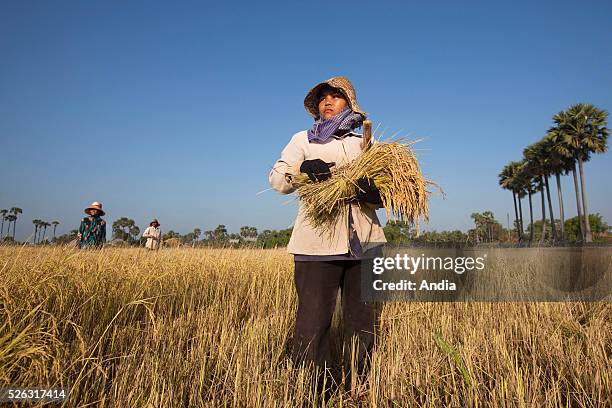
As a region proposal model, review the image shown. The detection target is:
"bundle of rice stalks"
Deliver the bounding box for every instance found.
[292,139,435,230]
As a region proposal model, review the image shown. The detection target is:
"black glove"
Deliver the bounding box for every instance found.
[300,159,333,182]
[355,177,382,204]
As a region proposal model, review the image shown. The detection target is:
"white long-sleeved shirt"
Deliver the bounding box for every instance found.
[143,226,161,250]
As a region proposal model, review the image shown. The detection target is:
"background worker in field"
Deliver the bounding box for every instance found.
[269,76,386,388]
[142,218,162,250]
[77,201,107,249]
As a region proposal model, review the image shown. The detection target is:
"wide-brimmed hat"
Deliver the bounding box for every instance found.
[150,219,160,226]
[304,76,366,119]
[84,201,105,216]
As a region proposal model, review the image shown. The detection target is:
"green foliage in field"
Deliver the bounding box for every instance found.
[526,213,610,243]
[565,213,610,242]
[257,228,293,248]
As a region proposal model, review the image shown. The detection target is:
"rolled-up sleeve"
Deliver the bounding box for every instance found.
[269,133,305,194]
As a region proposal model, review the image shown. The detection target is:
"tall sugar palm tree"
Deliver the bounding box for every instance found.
[549,120,587,241]
[524,144,542,241]
[4,215,16,241]
[38,220,46,243]
[513,163,526,242]
[545,127,576,242]
[499,162,522,242]
[0,209,7,238]
[524,142,557,242]
[52,220,60,241]
[9,207,22,240]
[518,162,537,244]
[553,104,609,242]
[40,221,50,244]
[538,138,559,242]
[32,219,41,244]
[515,184,525,241]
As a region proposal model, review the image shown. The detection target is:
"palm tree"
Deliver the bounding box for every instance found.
[516,168,535,242]
[549,121,586,241]
[37,220,46,244]
[9,207,22,239]
[32,219,41,244]
[545,128,576,242]
[524,142,557,242]
[4,215,16,241]
[538,139,559,242]
[516,186,525,241]
[499,161,525,242]
[0,209,8,238]
[52,220,60,241]
[41,221,51,244]
[518,162,537,244]
[553,104,609,243]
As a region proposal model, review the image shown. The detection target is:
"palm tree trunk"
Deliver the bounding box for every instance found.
[577,156,593,242]
[555,172,565,242]
[53,225,57,240]
[540,177,546,243]
[544,176,557,242]
[12,220,17,239]
[0,219,4,239]
[572,163,584,241]
[33,226,38,244]
[512,191,520,242]
[528,191,534,245]
[518,195,524,243]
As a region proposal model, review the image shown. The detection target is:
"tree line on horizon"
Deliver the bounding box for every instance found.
[383,211,609,246]
[0,207,62,244]
[499,103,608,245]
[2,208,609,248]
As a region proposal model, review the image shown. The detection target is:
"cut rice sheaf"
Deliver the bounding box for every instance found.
[292,140,435,231]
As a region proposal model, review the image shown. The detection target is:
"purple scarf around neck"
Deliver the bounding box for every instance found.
[307,108,364,144]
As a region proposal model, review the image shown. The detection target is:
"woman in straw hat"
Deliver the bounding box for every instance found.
[77,201,107,249]
[142,219,161,250]
[269,76,386,390]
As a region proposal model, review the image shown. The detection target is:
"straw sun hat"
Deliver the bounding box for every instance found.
[303,76,366,119]
[84,201,105,216]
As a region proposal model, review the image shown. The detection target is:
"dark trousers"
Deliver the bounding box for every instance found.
[292,260,375,379]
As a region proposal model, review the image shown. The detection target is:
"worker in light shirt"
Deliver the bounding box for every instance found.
[142,219,161,250]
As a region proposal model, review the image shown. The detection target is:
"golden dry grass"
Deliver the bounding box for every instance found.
[0,246,610,407]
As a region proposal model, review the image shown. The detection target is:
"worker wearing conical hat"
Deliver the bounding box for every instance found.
[142,219,161,250]
[77,201,107,249]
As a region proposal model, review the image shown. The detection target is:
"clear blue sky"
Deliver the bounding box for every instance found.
[1,0,611,241]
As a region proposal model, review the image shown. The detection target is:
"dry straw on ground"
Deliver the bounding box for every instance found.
[293,139,435,231]
[1,245,610,407]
